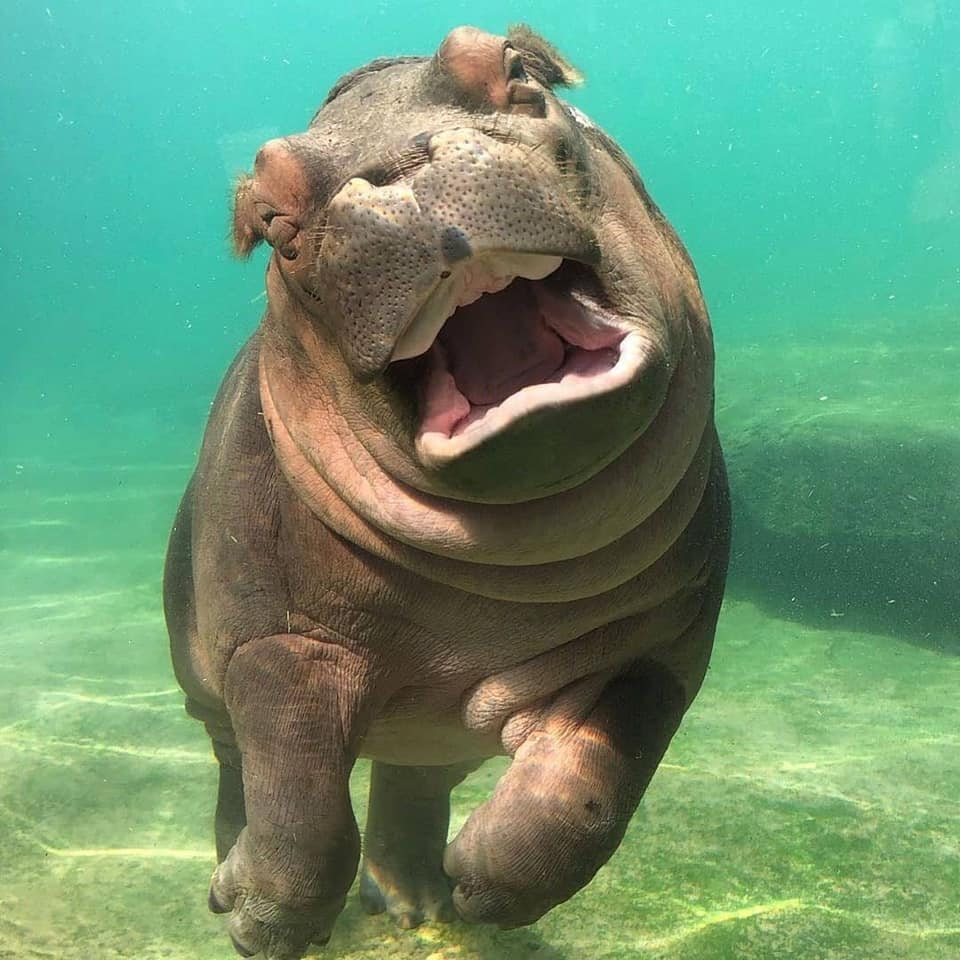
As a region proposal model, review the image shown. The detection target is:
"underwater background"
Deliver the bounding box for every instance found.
[2,1,958,957]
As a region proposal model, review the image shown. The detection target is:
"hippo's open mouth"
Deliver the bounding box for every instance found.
[390,256,651,464]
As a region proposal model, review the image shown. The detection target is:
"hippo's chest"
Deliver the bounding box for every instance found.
[288,575,573,764]
[285,508,641,668]
[279,503,679,766]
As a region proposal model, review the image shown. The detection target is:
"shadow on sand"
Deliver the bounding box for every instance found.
[723,426,959,654]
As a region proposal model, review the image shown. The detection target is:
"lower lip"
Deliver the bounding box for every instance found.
[415,329,649,463]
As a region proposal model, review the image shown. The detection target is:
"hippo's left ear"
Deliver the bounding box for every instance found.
[506,25,584,88]
[231,174,264,258]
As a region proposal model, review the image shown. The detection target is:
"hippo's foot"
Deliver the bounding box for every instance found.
[359,855,456,928]
[209,831,344,959]
[442,732,609,928]
[360,760,480,929]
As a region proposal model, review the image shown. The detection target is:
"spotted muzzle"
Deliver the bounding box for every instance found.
[314,129,599,380]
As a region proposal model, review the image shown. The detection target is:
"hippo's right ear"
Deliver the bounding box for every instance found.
[231,174,264,258]
[506,25,584,88]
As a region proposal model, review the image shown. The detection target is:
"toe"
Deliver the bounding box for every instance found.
[228,913,264,959]
[358,870,387,915]
[431,898,458,924]
[395,910,424,930]
[209,887,231,915]
[229,929,258,957]
[452,880,523,926]
[209,848,242,915]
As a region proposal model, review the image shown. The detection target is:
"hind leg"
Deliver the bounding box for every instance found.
[211,740,246,863]
[360,760,481,928]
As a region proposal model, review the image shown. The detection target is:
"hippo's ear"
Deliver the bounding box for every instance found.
[231,173,264,258]
[506,25,584,88]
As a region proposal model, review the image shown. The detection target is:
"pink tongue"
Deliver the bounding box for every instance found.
[438,281,565,406]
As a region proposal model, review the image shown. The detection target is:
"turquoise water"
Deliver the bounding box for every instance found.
[2,2,958,958]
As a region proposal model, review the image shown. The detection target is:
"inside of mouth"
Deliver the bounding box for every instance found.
[440,280,565,407]
[414,262,625,440]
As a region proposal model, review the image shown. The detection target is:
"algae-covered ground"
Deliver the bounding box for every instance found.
[1,312,958,959]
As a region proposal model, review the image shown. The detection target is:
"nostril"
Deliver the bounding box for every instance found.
[440,226,472,265]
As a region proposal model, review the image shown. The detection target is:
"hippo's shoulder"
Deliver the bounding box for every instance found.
[197,332,264,460]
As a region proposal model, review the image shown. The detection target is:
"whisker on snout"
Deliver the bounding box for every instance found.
[359,140,434,188]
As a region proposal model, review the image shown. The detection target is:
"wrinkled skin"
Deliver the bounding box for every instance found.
[164,25,730,960]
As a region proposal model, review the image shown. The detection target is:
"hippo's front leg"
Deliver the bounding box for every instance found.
[443,596,720,929]
[208,634,372,960]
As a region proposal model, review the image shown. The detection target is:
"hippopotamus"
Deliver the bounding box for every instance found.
[163,24,730,960]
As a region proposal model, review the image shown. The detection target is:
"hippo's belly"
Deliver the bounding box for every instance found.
[359,691,503,765]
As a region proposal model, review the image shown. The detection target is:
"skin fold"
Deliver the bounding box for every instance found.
[164,24,730,960]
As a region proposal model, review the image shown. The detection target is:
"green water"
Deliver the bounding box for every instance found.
[2,2,958,958]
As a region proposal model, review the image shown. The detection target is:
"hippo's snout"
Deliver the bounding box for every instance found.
[316,129,598,380]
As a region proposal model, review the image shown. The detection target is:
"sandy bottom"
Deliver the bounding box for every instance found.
[1,313,957,959]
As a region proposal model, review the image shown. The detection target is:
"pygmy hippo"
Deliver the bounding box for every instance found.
[164,24,730,960]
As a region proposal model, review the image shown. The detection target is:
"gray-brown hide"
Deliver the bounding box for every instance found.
[164,25,730,960]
